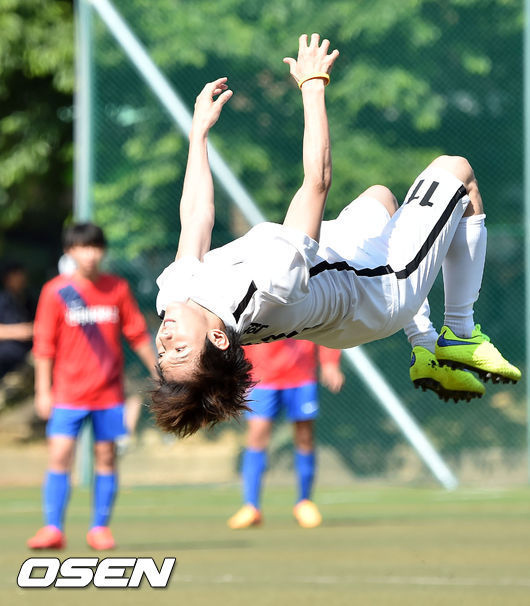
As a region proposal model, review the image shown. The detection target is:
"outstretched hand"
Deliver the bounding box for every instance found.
[192,77,233,132]
[283,33,339,88]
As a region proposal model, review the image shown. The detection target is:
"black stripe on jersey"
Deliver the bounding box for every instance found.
[310,260,393,278]
[260,330,299,342]
[233,281,257,323]
[309,185,467,281]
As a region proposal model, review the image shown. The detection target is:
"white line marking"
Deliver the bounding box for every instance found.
[172,574,530,588]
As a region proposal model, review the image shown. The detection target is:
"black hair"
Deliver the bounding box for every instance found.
[150,327,254,437]
[62,222,107,250]
[0,260,25,281]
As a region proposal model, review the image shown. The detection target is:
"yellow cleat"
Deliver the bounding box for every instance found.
[410,346,485,402]
[436,325,522,384]
[227,504,262,529]
[293,499,322,529]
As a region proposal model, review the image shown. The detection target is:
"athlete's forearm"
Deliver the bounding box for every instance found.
[34,356,53,396]
[175,79,232,261]
[301,82,332,194]
[283,81,331,241]
[134,340,158,380]
[176,128,215,260]
[181,126,215,226]
[0,322,33,341]
[282,34,338,241]
[34,356,54,419]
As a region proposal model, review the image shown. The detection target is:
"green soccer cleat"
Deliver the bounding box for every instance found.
[435,324,522,384]
[410,346,485,402]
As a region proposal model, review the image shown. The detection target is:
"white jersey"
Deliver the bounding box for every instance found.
[156,167,469,349]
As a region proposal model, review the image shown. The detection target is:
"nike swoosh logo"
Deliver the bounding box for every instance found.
[410,352,416,367]
[437,331,479,348]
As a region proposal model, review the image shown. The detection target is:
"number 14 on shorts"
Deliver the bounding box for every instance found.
[405,180,440,207]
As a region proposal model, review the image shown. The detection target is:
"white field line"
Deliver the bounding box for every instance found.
[172,573,530,588]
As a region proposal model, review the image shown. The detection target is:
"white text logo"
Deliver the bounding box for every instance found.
[66,305,119,326]
[17,557,176,588]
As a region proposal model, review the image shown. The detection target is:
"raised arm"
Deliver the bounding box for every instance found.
[282,34,339,242]
[175,78,233,261]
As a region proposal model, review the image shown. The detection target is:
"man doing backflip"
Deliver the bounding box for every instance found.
[151,34,520,438]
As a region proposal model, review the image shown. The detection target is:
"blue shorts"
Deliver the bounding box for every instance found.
[46,405,127,442]
[246,382,319,422]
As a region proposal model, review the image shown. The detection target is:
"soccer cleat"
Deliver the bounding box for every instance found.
[86,526,116,550]
[27,525,65,550]
[293,499,322,529]
[227,505,262,529]
[410,346,485,403]
[435,325,522,384]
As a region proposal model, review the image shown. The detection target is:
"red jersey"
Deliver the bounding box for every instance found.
[33,273,151,409]
[244,339,341,389]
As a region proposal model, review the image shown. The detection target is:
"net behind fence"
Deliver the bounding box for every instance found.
[87,0,526,486]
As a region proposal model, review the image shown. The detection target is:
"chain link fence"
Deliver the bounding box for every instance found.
[86,0,526,485]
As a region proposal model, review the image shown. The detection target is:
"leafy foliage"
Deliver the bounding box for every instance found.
[90,0,522,259]
[0,0,525,460]
[1,0,522,255]
[0,0,74,268]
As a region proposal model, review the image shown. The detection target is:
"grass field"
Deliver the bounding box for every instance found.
[2,484,530,606]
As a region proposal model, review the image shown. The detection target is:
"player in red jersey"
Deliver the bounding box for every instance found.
[27,223,157,551]
[228,339,344,529]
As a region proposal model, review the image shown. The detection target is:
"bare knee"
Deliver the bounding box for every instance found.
[362,185,398,217]
[246,418,272,451]
[294,421,314,452]
[94,441,117,474]
[429,155,475,189]
[48,437,76,472]
[429,155,483,215]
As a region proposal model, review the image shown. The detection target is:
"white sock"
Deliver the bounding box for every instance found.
[403,299,438,353]
[442,214,487,338]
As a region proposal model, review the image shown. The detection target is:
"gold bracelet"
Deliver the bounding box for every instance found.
[298,73,330,89]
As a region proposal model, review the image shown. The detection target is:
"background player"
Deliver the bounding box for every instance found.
[0,261,34,380]
[228,339,344,530]
[27,222,157,550]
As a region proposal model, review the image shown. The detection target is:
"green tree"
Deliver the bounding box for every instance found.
[89,0,525,459]
[92,0,522,259]
[1,0,525,460]
[0,0,74,267]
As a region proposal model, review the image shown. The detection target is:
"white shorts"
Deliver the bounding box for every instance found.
[319,166,469,337]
